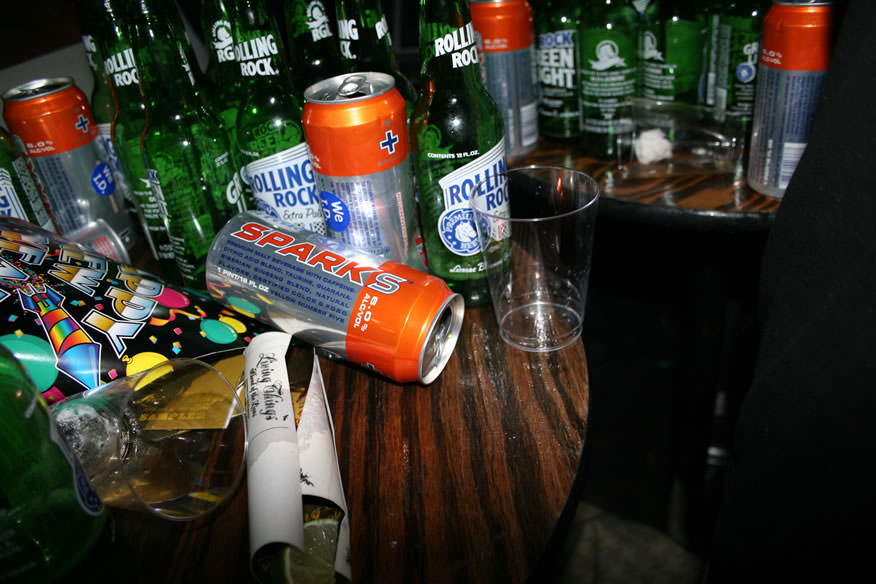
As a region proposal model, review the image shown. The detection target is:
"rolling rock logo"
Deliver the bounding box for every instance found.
[236,34,280,76]
[433,21,478,69]
[338,12,389,60]
[104,48,138,88]
[0,220,273,402]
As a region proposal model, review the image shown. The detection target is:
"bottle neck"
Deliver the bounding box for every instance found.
[234,0,294,89]
[418,1,482,85]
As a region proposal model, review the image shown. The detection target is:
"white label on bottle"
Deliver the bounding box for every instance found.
[246,143,325,234]
[436,141,507,257]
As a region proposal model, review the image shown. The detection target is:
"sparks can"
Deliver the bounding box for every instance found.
[206,211,464,384]
[302,72,424,269]
[746,1,833,198]
[470,0,539,159]
[1,77,135,257]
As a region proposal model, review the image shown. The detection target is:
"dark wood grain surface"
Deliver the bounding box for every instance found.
[520,138,780,232]
[108,304,590,584]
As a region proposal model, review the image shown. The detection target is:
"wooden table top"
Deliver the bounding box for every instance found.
[108,303,591,583]
[520,138,781,233]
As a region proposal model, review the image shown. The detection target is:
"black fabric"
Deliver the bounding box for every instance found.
[707,0,876,581]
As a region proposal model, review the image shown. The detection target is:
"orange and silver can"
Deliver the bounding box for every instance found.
[206,210,464,384]
[302,72,423,269]
[746,1,833,198]
[470,0,539,159]
[1,77,135,258]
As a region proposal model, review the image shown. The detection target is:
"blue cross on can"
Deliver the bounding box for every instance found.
[302,72,425,270]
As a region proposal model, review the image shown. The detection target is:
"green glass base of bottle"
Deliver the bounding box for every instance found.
[446,276,492,308]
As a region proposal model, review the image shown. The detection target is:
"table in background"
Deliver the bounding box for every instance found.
[521,138,780,551]
[105,304,590,584]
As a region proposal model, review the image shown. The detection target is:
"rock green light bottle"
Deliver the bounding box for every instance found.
[87,0,177,277]
[534,0,585,139]
[335,0,417,110]
[282,0,345,90]
[131,0,238,290]
[581,0,639,159]
[410,0,508,307]
[0,345,107,584]
[639,0,706,103]
[234,0,325,233]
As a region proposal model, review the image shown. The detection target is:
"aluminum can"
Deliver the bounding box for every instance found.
[746,1,833,198]
[302,72,424,268]
[470,0,539,159]
[2,77,135,257]
[206,211,464,384]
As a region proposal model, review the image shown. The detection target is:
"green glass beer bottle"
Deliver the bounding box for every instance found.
[282,0,345,90]
[335,0,418,109]
[201,0,245,168]
[0,127,56,232]
[713,0,769,116]
[580,0,639,159]
[534,0,585,139]
[639,0,706,103]
[0,345,107,583]
[85,0,177,276]
[131,0,238,290]
[76,4,133,209]
[234,0,325,233]
[410,0,508,307]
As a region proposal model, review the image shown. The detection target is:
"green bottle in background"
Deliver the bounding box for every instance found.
[639,0,706,102]
[0,345,107,584]
[234,0,325,233]
[283,0,345,90]
[0,127,56,232]
[712,0,768,117]
[534,0,585,139]
[131,0,237,290]
[76,4,134,211]
[410,0,508,307]
[335,0,418,110]
[580,0,639,159]
[201,0,246,177]
[84,0,177,277]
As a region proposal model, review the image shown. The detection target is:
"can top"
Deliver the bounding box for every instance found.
[2,77,75,103]
[419,293,465,385]
[304,72,395,104]
[773,1,832,5]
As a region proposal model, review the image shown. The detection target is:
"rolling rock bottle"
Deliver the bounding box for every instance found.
[0,345,107,583]
[639,0,706,103]
[131,0,238,289]
[411,0,508,307]
[533,0,584,139]
[202,0,246,187]
[0,127,55,232]
[93,0,177,276]
[234,0,325,233]
[283,0,345,90]
[581,0,639,160]
[335,0,418,110]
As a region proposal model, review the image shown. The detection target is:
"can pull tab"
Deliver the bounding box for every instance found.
[336,74,371,99]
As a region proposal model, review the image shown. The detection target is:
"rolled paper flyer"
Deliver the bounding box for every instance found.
[244,331,351,583]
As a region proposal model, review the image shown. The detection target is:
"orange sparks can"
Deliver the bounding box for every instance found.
[302,72,423,269]
[746,1,833,198]
[206,211,464,384]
